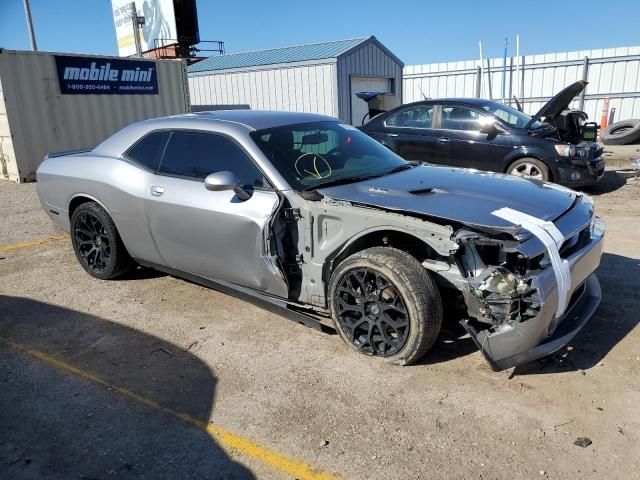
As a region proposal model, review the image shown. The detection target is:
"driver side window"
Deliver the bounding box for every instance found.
[158,131,268,188]
[441,106,482,131]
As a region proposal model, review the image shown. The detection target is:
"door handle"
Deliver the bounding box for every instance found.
[150,186,165,197]
[438,137,450,143]
[386,133,399,137]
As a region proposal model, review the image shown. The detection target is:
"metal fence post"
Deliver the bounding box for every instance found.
[486,58,493,100]
[579,56,589,112]
[520,55,525,110]
[508,56,514,105]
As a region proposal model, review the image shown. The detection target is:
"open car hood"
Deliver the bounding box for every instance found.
[527,80,588,128]
[318,165,578,232]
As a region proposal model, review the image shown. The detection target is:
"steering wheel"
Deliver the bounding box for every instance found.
[294,152,333,180]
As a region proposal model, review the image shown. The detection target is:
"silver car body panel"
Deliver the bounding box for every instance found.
[36,110,604,370]
[143,174,287,296]
[316,165,580,231]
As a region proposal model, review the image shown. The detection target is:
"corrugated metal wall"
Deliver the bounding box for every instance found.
[404,46,640,122]
[0,69,17,181]
[188,62,339,118]
[0,50,189,183]
[337,41,403,124]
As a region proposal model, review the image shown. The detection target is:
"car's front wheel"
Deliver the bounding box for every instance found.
[70,201,133,280]
[507,157,550,181]
[329,247,443,365]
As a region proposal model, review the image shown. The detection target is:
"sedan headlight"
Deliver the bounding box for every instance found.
[555,144,576,157]
[590,216,606,238]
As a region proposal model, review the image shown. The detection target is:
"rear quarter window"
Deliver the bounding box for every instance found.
[124,131,170,172]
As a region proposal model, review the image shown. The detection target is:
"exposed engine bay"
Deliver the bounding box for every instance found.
[544,110,593,144]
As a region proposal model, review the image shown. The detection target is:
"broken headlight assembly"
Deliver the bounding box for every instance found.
[459,241,541,326]
[580,194,605,238]
[590,216,606,238]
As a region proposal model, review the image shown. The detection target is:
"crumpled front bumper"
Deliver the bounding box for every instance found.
[461,228,604,371]
[557,155,606,187]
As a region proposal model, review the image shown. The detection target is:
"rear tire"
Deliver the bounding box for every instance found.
[70,202,133,280]
[507,157,550,182]
[601,120,640,145]
[329,247,443,365]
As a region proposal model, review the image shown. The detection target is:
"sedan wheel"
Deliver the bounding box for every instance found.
[507,157,550,182]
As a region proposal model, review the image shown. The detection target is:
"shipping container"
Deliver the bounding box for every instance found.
[0,49,190,183]
[188,36,404,126]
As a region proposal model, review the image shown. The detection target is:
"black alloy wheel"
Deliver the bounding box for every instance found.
[334,267,409,356]
[70,201,133,280]
[329,247,443,365]
[73,211,111,274]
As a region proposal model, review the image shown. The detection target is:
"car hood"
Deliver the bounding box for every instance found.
[317,165,578,232]
[527,80,588,127]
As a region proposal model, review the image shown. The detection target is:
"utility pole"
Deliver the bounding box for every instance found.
[22,0,37,51]
[129,2,145,57]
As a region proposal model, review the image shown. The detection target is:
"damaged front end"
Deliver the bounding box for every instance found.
[469,266,540,327]
[453,210,605,371]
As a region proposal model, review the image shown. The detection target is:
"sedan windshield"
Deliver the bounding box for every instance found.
[481,102,543,129]
[250,121,407,191]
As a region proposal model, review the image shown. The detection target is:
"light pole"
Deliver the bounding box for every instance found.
[22,0,38,51]
[129,2,146,57]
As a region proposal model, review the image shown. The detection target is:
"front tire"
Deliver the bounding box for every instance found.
[70,202,133,280]
[507,157,550,182]
[329,247,443,365]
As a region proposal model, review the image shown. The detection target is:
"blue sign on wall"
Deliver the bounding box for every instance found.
[55,55,159,95]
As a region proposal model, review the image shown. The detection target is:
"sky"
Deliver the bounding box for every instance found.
[1,0,639,65]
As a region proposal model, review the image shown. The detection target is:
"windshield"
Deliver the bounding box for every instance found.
[481,102,543,129]
[250,121,407,191]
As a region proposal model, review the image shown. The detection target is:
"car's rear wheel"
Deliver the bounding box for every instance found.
[70,202,133,280]
[329,247,442,365]
[507,157,550,181]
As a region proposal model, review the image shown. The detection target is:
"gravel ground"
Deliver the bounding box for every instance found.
[1,146,639,479]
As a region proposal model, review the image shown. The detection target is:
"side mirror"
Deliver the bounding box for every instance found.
[204,171,251,201]
[478,117,507,136]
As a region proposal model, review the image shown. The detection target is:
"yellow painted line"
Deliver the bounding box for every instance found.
[0,234,68,253]
[0,337,338,480]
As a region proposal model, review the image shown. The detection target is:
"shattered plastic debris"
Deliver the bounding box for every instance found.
[475,268,522,295]
[573,437,592,448]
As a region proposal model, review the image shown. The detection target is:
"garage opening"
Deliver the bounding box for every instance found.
[351,76,393,126]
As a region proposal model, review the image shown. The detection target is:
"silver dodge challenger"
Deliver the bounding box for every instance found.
[36,111,605,370]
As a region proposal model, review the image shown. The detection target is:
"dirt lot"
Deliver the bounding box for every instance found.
[1,146,639,480]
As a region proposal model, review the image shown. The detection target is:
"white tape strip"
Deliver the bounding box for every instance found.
[492,207,571,319]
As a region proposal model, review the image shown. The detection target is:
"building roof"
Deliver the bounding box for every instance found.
[189,37,381,73]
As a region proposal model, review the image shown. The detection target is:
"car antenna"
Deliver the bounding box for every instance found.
[417,85,430,100]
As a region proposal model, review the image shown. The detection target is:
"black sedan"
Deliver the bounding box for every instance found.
[360,82,605,187]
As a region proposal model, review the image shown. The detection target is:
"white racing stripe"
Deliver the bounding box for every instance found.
[492,207,572,319]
